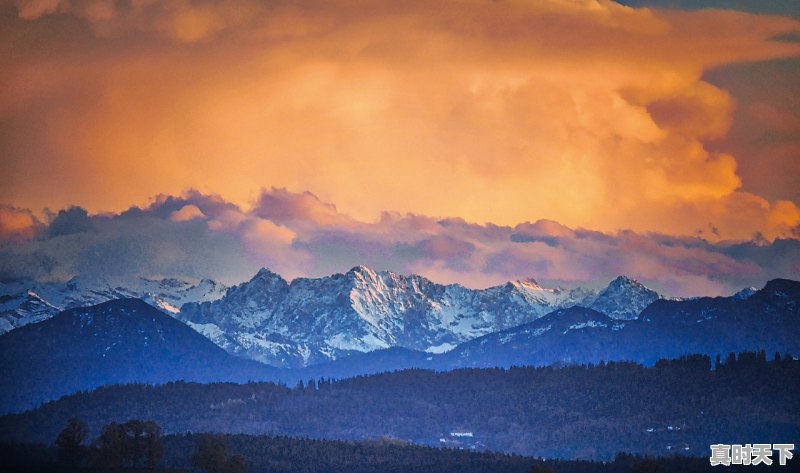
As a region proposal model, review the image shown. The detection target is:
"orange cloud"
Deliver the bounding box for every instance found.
[0,205,40,241]
[170,204,205,222]
[1,0,799,240]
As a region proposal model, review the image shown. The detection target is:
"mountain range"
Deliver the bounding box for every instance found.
[0,275,797,414]
[283,278,800,380]
[178,266,608,367]
[437,278,800,368]
[2,268,665,368]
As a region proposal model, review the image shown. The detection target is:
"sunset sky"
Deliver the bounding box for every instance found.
[1,0,799,295]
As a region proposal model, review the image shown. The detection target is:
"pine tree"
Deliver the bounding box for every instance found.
[55,418,88,466]
[192,434,229,473]
[223,454,248,473]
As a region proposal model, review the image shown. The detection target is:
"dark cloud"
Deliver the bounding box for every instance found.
[122,191,240,220]
[722,238,800,282]
[703,58,800,205]
[616,0,800,18]
[47,206,93,236]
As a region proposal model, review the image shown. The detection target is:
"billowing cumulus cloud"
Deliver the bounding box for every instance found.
[1,190,798,296]
[0,205,41,241]
[1,0,799,241]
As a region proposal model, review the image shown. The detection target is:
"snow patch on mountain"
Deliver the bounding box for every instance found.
[425,342,457,354]
[564,320,607,333]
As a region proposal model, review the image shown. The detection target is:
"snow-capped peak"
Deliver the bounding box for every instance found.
[511,278,544,290]
[251,267,285,283]
[732,287,757,300]
[346,265,383,285]
[590,276,661,320]
[608,275,645,289]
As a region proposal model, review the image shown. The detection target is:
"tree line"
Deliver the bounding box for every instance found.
[49,418,245,473]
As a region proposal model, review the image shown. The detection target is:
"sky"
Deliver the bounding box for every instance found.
[1,0,799,296]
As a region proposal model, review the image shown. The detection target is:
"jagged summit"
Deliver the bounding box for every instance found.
[590,276,661,320]
[346,264,375,275]
[608,275,645,289]
[251,267,286,282]
[510,278,544,290]
[733,287,757,300]
[344,265,384,286]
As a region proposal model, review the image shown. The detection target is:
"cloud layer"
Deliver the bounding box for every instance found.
[2,189,798,297]
[1,0,799,240]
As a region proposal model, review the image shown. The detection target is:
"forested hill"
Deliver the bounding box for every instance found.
[2,352,798,460]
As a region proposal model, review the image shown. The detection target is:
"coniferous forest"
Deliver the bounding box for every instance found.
[1,351,798,470]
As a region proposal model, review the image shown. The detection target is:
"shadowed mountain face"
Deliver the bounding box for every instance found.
[435,279,800,369]
[436,307,624,369]
[0,298,276,414]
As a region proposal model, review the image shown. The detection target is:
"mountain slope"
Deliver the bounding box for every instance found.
[0,290,59,333]
[437,307,625,369]
[0,298,276,414]
[626,278,800,363]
